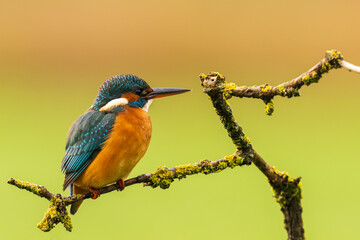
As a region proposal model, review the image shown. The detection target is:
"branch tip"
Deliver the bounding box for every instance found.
[220,49,358,116]
[340,60,360,73]
[265,100,274,116]
[37,194,72,232]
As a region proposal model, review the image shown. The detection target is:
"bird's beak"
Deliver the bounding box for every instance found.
[143,88,190,99]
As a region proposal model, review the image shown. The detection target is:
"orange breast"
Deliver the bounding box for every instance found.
[74,106,152,189]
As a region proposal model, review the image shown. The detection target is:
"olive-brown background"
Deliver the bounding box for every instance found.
[1,1,360,239]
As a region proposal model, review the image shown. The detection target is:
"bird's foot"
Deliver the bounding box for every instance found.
[116,179,125,191]
[89,187,100,199]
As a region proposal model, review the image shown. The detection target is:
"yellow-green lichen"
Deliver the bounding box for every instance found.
[321,61,331,74]
[145,155,246,188]
[37,220,50,232]
[145,167,175,189]
[261,84,272,93]
[317,50,343,75]
[271,171,302,209]
[224,153,244,168]
[265,100,274,116]
[224,83,236,92]
[301,75,311,85]
[175,164,201,180]
[201,72,251,151]
[37,194,72,232]
[244,135,251,144]
[215,96,251,150]
[312,72,318,80]
[216,161,228,171]
[276,85,285,94]
[62,215,72,231]
[276,85,301,98]
[199,73,207,81]
[223,82,236,99]
[325,50,343,62]
[302,70,322,86]
[199,159,215,174]
[8,178,43,196]
[199,156,245,174]
[216,98,251,150]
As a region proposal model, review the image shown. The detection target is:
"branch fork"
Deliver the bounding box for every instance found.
[8,50,359,240]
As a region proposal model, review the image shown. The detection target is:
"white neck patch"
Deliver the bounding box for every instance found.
[100,98,129,111]
[142,99,153,112]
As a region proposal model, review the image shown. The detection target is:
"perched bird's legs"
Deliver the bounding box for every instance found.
[89,187,100,199]
[116,179,125,191]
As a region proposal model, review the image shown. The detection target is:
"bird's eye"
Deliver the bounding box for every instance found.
[135,89,149,97]
[141,90,148,96]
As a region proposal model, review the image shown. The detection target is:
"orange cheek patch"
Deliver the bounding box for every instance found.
[121,93,139,102]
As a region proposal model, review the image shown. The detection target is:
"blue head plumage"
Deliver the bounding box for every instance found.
[92,75,151,110]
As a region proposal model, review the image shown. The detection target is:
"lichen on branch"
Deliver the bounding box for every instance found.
[200,72,253,153]
[37,194,72,232]
[144,153,246,189]
[221,50,350,116]
[199,70,306,240]
[271,169,302,208]
[7,49,359,240]
[7,178,53,200]
[7,152,247,232]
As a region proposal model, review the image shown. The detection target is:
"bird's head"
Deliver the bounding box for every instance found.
[92,75,190,112]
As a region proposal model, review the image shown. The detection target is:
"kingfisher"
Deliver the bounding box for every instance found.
[61,74,189,214]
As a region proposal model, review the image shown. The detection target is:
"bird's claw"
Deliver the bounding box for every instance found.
[116,179,125,191]
[89,187,100,199]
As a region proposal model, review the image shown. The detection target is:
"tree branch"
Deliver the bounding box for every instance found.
[200,71,305,240]
[7,49,359,239]
[8,152,247,232]
[340,60,360,73]
[206,50,350,115]
[198,49,360,240]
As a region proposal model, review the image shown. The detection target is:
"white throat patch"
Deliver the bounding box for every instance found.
[142,99,153,112]
[100,98,129,111]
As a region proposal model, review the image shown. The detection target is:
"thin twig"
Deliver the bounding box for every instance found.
[230,50,343,100]
[340,60,360,73]
[7,178,54,201]
[216,50,359,116]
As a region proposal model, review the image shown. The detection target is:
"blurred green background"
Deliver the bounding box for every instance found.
[1,1,360,239]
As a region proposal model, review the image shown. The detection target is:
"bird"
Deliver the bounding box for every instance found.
[61,74,190,215]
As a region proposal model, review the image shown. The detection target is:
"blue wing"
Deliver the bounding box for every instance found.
[61,109,117,191]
